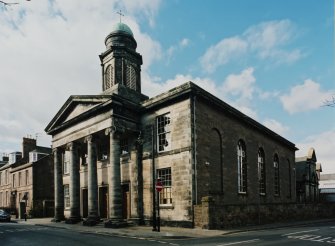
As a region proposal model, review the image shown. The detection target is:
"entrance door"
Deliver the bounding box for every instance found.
[122,184,130,220]
[19,202,26,219]
[99,187,108,218]
[82,189,88,218]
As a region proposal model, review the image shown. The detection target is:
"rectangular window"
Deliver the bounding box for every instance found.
[0,171,2,186]
[120,138,129,155]
[19,172,22,187]
[64,185,70,208]
[29,152,38,163]
[13,174,16,188]
[63,152,69,175]
[6,191,8,206]
[157,168,172,205]
[157,113,171,152]
[25,170,29,185]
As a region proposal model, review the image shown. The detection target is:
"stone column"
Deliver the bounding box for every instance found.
[84,135,99,224]
[53,147,64,222]
[66,142,81,223]
[129,135,144,224]
[107,128,122,221]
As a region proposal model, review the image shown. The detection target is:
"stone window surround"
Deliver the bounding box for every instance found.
[64,184,70,209]
[157,167,172,206]
[258,148,266,195]
[274,154,280,196]
[156,113,171,153]
[237,140,247,194]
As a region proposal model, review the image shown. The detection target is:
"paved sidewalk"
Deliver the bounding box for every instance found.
[12,217,335,239]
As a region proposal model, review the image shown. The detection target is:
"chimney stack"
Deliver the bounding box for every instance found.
[22,137,36,159]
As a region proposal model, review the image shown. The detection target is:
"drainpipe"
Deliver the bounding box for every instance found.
[191,94,198,227]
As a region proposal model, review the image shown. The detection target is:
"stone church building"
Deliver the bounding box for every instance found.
[45,22,297,228]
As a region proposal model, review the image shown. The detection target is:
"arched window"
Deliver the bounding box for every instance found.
[274,154,280,196]
[209,128,223,194]
[288,159,292,198]
[237,140,247,193]
[126,64,137,90]
[104,65,113,90]
[258,148,266,195]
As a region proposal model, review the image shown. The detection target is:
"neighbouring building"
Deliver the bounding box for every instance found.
[45,22,298,228]
[319,173,335,202]
[0,154,8,168]
[295,148,322,203]
[0,137,53,218]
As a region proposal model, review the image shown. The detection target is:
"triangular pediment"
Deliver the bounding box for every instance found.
[64,103,97,123]
[45,95,111,134]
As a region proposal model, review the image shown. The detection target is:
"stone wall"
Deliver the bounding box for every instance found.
[195,196,335,229]
[141,97,193,226]
[194,97,296,205]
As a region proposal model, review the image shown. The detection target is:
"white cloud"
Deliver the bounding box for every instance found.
[263,118,289,136]
[296,130,335,174]
[200,19,303,73]
[221,67,256,101]
[142,73,217,98]
[244,19,295,51]
[179,38,189,47]
[166,37,190,63]
[200,37,247,73]
[280,79,334,114]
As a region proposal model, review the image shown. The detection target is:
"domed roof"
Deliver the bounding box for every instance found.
[111,22,133,36]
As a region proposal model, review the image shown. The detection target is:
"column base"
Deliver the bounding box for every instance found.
[83,215,101,226]
[104,218,128,228]
[65,216,81,224]
[51,216,65,223]
[128,217,144,226]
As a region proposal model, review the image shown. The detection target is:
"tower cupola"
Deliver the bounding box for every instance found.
[99,22,143,95]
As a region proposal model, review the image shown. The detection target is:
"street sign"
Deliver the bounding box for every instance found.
[156,180,163,192]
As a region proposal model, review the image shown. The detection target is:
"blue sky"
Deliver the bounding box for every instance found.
[0,0,334,172]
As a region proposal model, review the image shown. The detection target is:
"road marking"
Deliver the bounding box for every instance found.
[218,239,260,245]
[282,229,320,236]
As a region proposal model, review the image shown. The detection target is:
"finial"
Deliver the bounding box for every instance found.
[116,10,124,23]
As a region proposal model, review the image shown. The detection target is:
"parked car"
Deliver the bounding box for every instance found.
[0,209,11,222]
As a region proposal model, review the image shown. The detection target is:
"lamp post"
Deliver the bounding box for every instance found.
[151,124,157,231]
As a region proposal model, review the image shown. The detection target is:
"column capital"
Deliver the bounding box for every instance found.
[66,142,78,151]
[84,135,93,143]
[52,148,58,155]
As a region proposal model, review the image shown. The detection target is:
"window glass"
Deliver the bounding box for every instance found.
[157,168,172,205]
[157,114,171,152]
[120,138,129,155]
[63,152,69,175]
[237,140,247,193]
[258,149,266,195]
[64,185,70,208]
[274,154,280,196]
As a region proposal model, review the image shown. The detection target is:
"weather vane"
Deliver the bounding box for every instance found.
[116,10,124,23]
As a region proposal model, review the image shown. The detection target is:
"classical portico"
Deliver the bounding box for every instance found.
[45,21,147,225]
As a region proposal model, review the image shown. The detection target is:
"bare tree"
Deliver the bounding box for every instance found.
[0,1,19,6]
[324,96,335,107]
